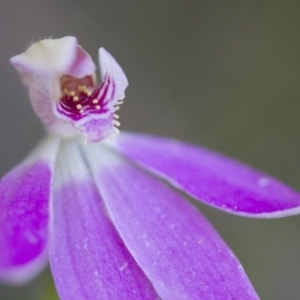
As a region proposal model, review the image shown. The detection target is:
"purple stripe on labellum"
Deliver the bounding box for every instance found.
[107,133,300,218]
[96,76,116,107]
[57,75,113,121]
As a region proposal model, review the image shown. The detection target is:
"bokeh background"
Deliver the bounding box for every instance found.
[0,1,300,299]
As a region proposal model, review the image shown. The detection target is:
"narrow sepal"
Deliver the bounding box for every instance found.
[107,133,300,218]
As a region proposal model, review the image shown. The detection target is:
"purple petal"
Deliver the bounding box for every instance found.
[107,133,300,218]
[49,141,158,300]
[84,144,259,300]
[0,137,59,283]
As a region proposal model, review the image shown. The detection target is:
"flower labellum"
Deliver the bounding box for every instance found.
[1,36,300,300]
[10,37,127,142]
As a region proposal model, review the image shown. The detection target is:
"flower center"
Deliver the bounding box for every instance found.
[57,75,105,121]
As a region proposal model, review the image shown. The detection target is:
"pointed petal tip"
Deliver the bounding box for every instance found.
[233,205,300,219]
[99,47,129,88]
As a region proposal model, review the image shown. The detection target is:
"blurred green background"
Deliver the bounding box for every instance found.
[1,1,300,299]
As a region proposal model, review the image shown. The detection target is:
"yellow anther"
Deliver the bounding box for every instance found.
[92,99,98,104]
[78,85,86,92]
[115,106,120,110]
[76,104,82,110]
[70,91,75,97]
[79,109,84,114]
[95,105,101,110]
[87,91,92,96]
[114,114,119,119]
[73,96,79,101]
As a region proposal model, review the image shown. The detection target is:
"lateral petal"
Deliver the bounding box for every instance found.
[0,136,59,283]
[49,140,158,300]
[84,143,259,300]
[107,133,300,218]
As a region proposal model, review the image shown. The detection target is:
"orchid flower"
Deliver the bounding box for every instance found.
[1,36,300,300]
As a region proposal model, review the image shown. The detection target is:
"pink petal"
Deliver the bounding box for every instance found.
[107,133,300,218]
[49,141,158,300]
[0,137,59,283]
[84,144,259,300]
